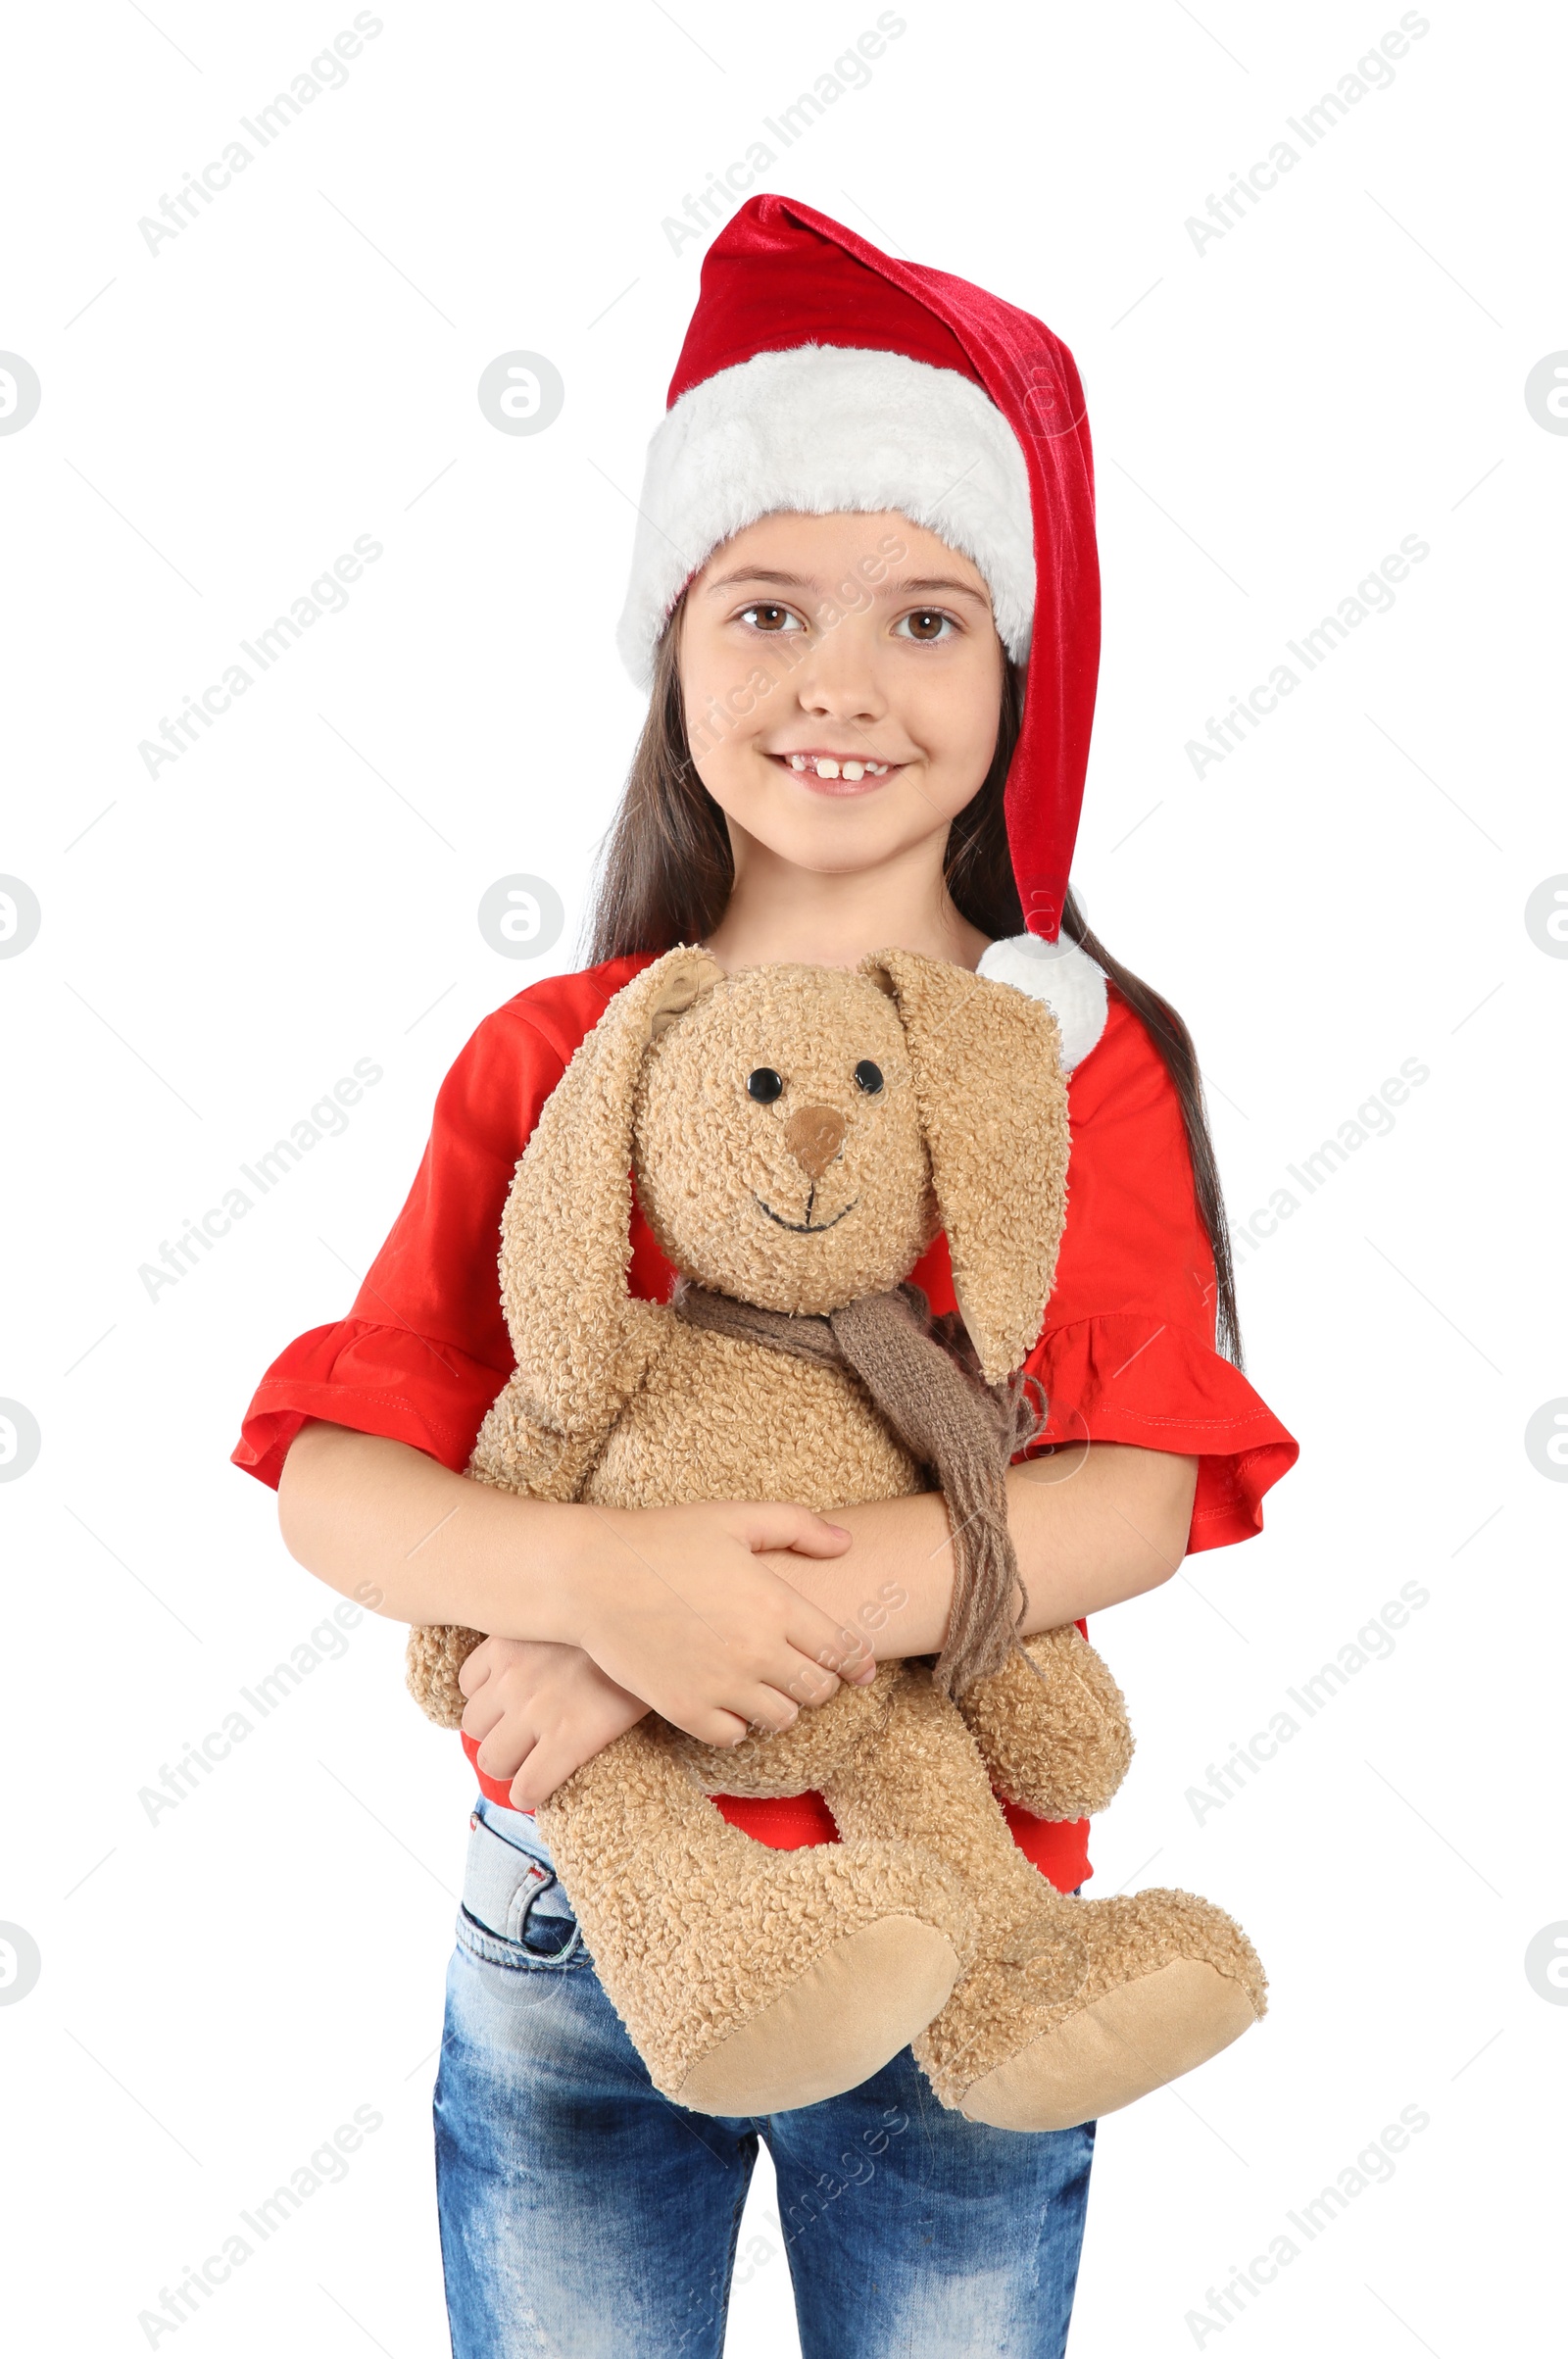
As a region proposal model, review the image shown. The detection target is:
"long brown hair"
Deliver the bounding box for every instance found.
[587,614,1243,1366]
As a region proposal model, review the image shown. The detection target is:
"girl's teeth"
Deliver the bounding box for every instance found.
[783,753,892,778]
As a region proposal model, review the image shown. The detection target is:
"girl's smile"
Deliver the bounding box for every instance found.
[766,748,902,790]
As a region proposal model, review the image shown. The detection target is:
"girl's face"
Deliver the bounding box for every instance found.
[677,511,1006,880]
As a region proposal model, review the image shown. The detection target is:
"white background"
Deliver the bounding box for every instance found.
[2,2,1564,2352]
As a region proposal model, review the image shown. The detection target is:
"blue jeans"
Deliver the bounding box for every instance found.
[434,1798,1095,2357]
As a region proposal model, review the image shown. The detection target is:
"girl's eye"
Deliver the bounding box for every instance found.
[896,609,956,643]
[854,1060,884,1095]
[747,1067,784,1103]
[738,604,804,634]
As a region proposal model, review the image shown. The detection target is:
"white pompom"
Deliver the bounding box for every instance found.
[976,934,1109,1073]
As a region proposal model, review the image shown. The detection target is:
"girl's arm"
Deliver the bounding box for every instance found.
[794,1441,1200,1658]
[279,1423,1189,1663]
[445,1434,1193,1801]
[278,1419,1192,1761]
[275,1419,871,1746]
[454,1441,1196,1808]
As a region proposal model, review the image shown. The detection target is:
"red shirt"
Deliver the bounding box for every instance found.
[233,957,1298,1892]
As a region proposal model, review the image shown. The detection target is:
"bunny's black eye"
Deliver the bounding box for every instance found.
[854,1060,884,1095]
[747,1067,784,1104]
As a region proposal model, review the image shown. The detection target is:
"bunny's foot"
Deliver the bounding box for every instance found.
[914,1887,1266,2130]
[956,1625,1134,1819]
[538,1718,967,2116]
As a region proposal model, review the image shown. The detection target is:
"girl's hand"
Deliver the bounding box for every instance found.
[459,1636,650,1811]
[568,1499,874,1746]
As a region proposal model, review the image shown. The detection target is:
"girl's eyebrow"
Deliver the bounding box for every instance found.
[891,575,993,606]
[703,566,813,594]
[703,565,991,605]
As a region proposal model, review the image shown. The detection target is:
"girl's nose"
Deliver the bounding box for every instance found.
[784,1104,846,1179]
[794,622,887,724]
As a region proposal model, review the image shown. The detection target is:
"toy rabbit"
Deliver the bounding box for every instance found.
[407,946,1265,2124]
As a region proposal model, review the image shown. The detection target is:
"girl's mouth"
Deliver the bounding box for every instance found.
[767,749,902,795]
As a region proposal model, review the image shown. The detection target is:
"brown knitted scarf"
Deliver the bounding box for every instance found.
[673,1280,1041,1696]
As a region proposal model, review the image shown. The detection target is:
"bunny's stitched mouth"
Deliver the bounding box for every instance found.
[755,1195,858,1236]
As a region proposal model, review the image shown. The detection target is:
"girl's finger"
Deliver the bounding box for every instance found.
[512,1737,586,1810]
[457,1646,495,1698]
[782,1611,873,1681]
[477,1722,535,1781]
[505,1740,546,1810]
[509,1758,555,1812]
[736,1502,852,1557]
[734,1687,802,1736]
[669,1704,752,1747]
[738,1665,854,1729]
[823,1628,875,1679]
[460,1687,507,1743]
[774,1653,842,1710]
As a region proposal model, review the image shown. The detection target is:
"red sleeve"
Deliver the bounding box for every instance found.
[231,958,659,1490]
[910,986,1298,1554]
[1029,987,1297,1550]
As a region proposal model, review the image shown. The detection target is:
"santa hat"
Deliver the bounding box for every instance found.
[616,194,1106,1057]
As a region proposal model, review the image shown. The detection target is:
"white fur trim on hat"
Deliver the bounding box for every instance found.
[615,343,1035,686]
[976,933,1107,1073]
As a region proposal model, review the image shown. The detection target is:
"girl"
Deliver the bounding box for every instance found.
[239,197,1298,2358]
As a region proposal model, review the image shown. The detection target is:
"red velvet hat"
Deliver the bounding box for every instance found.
[616,194,1101,946]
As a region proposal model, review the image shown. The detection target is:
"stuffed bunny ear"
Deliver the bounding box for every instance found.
[501,946,721,1432]
[859,949,1070,1383]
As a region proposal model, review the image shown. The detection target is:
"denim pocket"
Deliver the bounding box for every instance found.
[455,1808,584,1972]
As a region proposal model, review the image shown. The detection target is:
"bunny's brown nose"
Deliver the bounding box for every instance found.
[783,1104,846,1180]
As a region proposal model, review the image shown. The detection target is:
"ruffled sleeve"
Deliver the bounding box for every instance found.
[1026,985,1297,1548]
[231,958,656,1490]
[233,1315,518,1491]
[910,985,1298,1553]
[1021,1312,1297,1551]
